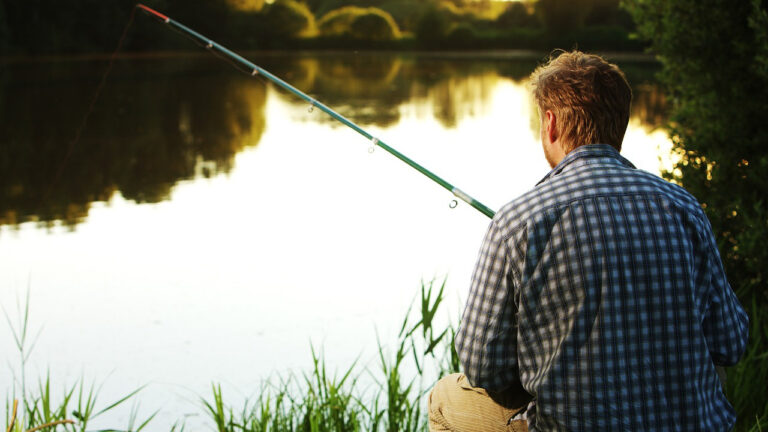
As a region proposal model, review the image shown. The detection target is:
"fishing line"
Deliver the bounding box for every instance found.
[41,6,139,209]
[136,3,496,219]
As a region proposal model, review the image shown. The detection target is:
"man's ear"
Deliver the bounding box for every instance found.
[545,110,558,145]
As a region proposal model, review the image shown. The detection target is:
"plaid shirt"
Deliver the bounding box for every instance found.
[456,144,749,431]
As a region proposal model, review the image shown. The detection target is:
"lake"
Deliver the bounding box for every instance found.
[0,51,671,429]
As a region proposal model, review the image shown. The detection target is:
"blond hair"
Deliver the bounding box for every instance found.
[530,51,632,151]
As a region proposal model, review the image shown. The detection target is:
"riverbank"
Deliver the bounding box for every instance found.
[0,49,658,65]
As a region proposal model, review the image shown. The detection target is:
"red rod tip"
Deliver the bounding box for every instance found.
[136,4,170,22]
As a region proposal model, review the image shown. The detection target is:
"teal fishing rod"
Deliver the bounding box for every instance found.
[136,4,495,219]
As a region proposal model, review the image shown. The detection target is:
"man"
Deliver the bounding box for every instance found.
[428,51,749,431]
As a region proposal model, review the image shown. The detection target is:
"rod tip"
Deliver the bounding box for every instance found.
[136,3,170,22]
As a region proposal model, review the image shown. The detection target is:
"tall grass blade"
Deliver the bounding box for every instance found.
[93,385,147,418]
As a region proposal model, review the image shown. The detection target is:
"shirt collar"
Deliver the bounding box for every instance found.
[536,144,636,186]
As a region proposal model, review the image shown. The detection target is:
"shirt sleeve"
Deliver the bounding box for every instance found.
[455,219,521,391]
[699,215,749,366]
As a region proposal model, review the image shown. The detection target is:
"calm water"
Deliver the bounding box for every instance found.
[0,52,670,429]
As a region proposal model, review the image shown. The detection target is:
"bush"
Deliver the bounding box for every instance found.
[318,6,400,41]
[495,2,539,29]
[264,0,316,38]
[349,10,401,41]
[414,7,452,47]
[535,0,593,35]
[377,0,433,33]
[584,0,634,30]
[0,2,9,53]
[318,6,361,36]
[556,25,643,52]
[445,23,479,48]
[225,0,266,13]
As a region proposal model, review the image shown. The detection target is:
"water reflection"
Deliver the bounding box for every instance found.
[0,53,666,229]
[309,55,404,126]
[0,56,267,228]
[289,56,533,128]
[631,82,667,130]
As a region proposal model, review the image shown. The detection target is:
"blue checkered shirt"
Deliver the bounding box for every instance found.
[456,144,749,431]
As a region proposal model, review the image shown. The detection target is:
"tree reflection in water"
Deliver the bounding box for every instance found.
[0,53,664,229]
[0,55,266,228]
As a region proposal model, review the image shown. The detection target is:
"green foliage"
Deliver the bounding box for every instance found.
[727,300,768,432]
[584,0,634,29]
[195,278,454,432]
[302,347,363,430]
[535,0,594,35]
[1,0,137,54]
[414,6,452,47]
[318,6,400,41]
[301,0,349,17]
[560,25,644,51]
[317,6,360,36]
[377,1,433,33]
[445,23,479,48]
[623,0,768,429]
[495,2,539,29]
[264,0,317,38]
[349,9,401,41]
[226,0,266,12]
[0,0,640,53]
[3,291,153,432]
[0,1,9,53]
[202,354,365,432]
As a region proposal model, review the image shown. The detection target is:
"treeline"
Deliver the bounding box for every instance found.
[0,0,643,55]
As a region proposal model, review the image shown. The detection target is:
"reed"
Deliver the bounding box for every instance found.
[728,300,768,431]
[4,278,765,431]
[197,278,453,432]
[2,292,153,432]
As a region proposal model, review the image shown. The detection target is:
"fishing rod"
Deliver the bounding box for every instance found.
[136,3,496,219]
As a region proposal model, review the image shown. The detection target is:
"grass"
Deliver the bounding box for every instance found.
[4,278,767,431]
[200,278,454,432]
[728,298,768,432]
[2,290,155,432]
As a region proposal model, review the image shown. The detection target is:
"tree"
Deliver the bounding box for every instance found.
[375,0,434,33]
[414,6,452,47]
[264,0,316,38]
[348,9,401,41]
[623,0,768,429]
[0,1,9,52]
[495,2,539,29]
[445,23,478,48]
[225,0,265,12]
[535,0,593,35]
[317,6,399,41]
[584,0,634,29]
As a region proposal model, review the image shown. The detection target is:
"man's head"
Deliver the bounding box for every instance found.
[530,51,632,167]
